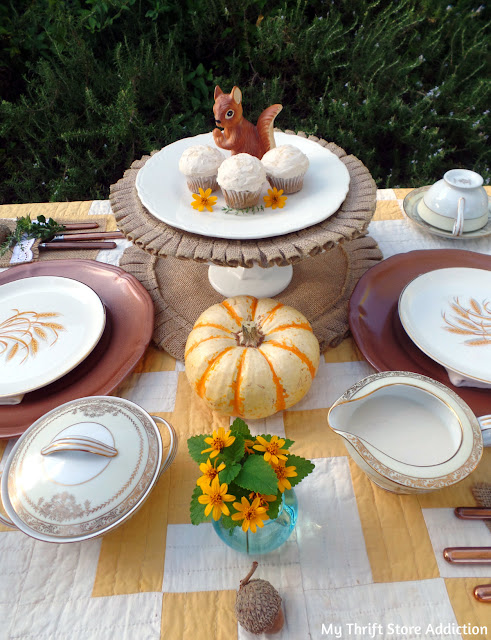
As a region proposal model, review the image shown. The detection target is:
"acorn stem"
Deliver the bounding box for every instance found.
[240,561,258,588]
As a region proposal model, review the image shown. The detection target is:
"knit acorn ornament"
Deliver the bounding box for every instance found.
[235,562,284,635]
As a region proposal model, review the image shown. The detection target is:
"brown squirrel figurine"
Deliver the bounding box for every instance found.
[213,86,282,159]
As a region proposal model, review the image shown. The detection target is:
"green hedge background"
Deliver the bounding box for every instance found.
[0,0,489,204]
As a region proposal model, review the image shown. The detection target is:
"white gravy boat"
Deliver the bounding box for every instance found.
[327,372,482,494]
[329,384,463,467]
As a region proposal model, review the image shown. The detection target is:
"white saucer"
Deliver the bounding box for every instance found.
[403,186,491,239]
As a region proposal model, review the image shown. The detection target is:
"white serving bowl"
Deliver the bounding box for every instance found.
[0,396,177,543]
[327,371,482,494]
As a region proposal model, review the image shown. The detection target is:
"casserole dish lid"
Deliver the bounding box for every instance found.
[1,396,162,542]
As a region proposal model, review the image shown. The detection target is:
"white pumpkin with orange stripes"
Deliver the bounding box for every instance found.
[184,295,320,419]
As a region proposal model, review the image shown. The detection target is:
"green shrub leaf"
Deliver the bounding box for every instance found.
[219,461,241,485]
[220,434,245,463]
[187,435,210,465]
[263,490,282,521]
[284,455,315,488]
[234,455,278,494]
[190,486,211,525]
[230,418,251,439]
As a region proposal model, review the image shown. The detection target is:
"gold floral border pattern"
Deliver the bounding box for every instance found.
[442,297,491,346]
[336,371,483,490]
[7,398,160,537]
[0,309,64,364]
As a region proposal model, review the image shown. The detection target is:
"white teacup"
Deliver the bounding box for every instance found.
[418,169,489,236]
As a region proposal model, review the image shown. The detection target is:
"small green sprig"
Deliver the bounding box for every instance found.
[0,215,66,257]
[222,205,265,216]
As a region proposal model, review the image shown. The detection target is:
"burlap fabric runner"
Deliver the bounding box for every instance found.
[0,217,108,268]
[110,132,376,268]
[119,236,382,361]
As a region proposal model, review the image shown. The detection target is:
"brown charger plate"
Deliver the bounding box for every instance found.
[349,249,491,417]
[0,260,154,438]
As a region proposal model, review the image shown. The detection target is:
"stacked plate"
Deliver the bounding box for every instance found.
[0,261,154,437]
[348,249,491,418]
[0,276,106,404]
[398,267,491,389]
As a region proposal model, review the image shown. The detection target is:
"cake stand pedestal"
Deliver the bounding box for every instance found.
[110,132,380,360]
[208,263,293,297]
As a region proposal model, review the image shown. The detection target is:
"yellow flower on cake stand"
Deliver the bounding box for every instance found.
[191,188,218,212]
[263,187,287,209]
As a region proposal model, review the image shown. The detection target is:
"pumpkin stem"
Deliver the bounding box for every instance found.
[240,561,258,588]
[237,320,263,347]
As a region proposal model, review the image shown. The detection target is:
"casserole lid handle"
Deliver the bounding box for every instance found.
[40,435,118,458]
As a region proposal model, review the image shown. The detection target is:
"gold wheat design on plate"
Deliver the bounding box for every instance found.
[0,310,65,364]
[442,297,491,346]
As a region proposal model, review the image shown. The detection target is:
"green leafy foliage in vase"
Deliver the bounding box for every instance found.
[188,418,314,532]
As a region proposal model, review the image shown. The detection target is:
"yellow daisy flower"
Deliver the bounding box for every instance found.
[253,435,289,465]
[272,461,297,493]
[248,492,277,510]
[198,476,235,520]
[201,427,236,458]
[244,438,255,455]
[191,188,218,212]
[231,496,270,533]
[196,458,226,488]
[263,187,287,209]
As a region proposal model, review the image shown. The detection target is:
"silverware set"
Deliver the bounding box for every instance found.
[443,507,491,603]
[39,223,124,251]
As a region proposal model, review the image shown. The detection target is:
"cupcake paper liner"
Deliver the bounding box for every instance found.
[221,188,263,210]
[186,176,219,194]
[267,174,305,194]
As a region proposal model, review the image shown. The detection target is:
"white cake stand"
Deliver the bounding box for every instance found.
[208,263,293,297]
[135,132,351,297]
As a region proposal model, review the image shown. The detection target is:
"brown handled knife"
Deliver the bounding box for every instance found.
[50,232,125,242]
[474,584,491,603]
[443,547,491,563]
[455,507,491,520]
[62,222,100,230]
[39,242,117,250]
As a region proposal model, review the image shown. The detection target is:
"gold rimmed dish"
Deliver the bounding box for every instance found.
[0,260,154,438]
[398,268,491,386]
[0,396,177,543]
[0,276,106,401]
[327,371,482,494]
[403,186,491,239]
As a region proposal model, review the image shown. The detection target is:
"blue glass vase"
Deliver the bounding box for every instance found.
[212,490,298,554]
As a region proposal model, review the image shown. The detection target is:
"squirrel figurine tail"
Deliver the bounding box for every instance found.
[213,86,282,159]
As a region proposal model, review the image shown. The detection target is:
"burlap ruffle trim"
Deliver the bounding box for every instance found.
[119,236,383,362]
[110,131,377,268]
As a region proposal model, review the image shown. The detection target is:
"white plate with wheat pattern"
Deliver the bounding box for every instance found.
[0,276,106,399]
[136,132,350,239]
[398,268,491,385]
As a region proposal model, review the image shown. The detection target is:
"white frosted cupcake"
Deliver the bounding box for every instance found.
[179,145,225,193]
[217,153,266,209]
[261,144,309,194]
